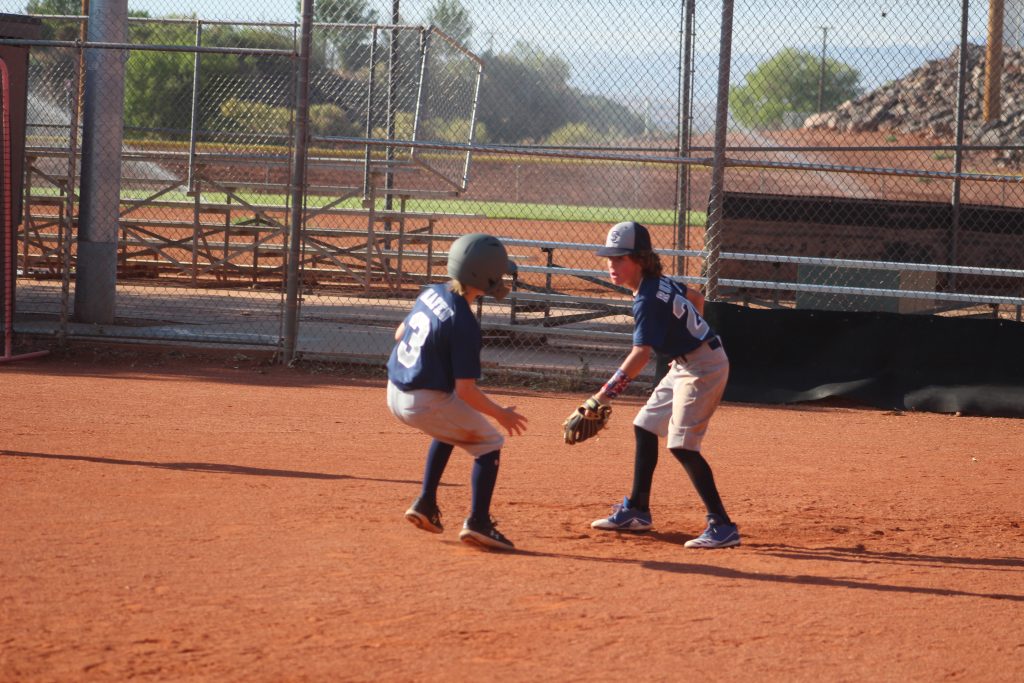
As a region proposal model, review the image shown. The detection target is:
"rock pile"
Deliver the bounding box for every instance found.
[803,44,1024,167]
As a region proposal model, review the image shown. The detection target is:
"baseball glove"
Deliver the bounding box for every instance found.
[562,397,612,445]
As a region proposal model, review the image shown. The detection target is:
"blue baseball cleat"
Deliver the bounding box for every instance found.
[684,516,740,548]
[591,496,653,531]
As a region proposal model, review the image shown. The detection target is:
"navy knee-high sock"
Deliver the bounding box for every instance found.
[670,448,731,524]
[419,440,454,505]
[629,426,660,511]
[469,450,501,522]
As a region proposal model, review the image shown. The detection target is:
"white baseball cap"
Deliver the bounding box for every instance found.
[596,221,653,256]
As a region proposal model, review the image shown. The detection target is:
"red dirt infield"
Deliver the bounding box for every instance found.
[2,352,1022,682]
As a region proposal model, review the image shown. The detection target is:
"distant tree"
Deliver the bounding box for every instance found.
[309,103,361,137]
[26,0,149,80]
[545,122,601,147]
[428,0,472,49]
[304,0,379,73]
[219,98,293,137]
[477,56,558,142]
[219,100,359,141]
[121,21,200,137]
[373,111,413,140]
[730,47,861,129]
[505,41,572,85]
[476,43,573,143]
[26,0,79,14]
[569,94,646,138]
[476,42,645,144]
[24,0,81,101]
[124,22,301,139]
[27,0,149,38]
[423,116,485,144]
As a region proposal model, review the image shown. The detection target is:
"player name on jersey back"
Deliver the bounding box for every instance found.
[420,287,454,321]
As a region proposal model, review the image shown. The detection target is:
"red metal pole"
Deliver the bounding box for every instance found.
[0,56,48,363]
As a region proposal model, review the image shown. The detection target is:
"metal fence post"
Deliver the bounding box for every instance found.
[186,19,201,193]
[363,27,379,200]
[704,0,735,302]
[58,43,84,347]
[74,0,128,324]
[386,1,400,215]
[282,0,314,365]
[949,0,971,291]
[674,0,695,277]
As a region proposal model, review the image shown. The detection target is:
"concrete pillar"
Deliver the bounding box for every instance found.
[74,0,127,324]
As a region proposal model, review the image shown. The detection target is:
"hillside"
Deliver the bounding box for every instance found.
[804,44,1024,168]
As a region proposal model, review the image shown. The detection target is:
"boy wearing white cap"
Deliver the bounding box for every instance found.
[587,221,739,548]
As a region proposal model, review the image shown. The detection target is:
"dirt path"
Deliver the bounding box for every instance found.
[2,353,1022,681]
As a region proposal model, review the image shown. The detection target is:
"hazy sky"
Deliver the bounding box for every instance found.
[26,1,998,52]
[8,1,1002,55]
[9,0,1011,126]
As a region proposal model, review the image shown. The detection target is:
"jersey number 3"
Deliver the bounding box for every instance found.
[397,310,431,368]
[672,294,709,338]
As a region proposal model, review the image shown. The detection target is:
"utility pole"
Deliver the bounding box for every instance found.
[985,0,1005,122]
[816,26,831,113]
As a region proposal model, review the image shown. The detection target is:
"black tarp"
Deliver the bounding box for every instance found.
[704,302,1024,418]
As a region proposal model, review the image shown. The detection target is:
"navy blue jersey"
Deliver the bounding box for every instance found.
[387,284,482,391]
[632,276,716,357]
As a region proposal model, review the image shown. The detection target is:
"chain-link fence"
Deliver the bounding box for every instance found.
[712,0,1024,320]
[3,0,1023,382]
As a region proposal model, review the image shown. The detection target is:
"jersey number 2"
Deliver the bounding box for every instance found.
[397,310,430,368]
[672,294,709,338]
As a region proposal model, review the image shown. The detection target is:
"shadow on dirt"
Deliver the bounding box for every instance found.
[1,449,439,486]
[745,542,1024,569]
[512,544,1024,603]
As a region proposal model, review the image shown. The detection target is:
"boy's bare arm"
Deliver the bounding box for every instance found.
[455,378,527,435]
[594,345,652,404]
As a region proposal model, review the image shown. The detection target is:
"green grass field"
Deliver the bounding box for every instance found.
[31,186,707,226]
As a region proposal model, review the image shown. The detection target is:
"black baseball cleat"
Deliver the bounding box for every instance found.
[405,498,443,533]
[459,517,515,551]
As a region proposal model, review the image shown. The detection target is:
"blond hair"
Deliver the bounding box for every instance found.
[447,279,467,296]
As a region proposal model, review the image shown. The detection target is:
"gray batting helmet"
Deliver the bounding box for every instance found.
[447,233,517,300]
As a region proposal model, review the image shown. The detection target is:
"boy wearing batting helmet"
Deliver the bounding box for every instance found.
[587,221,739,548]
[386,233,527,551]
